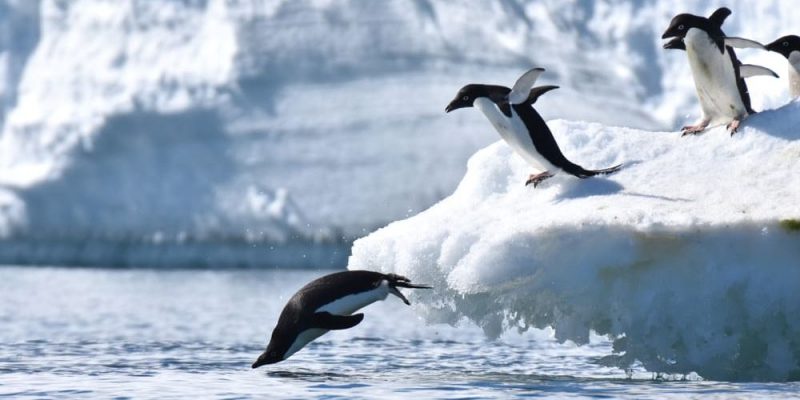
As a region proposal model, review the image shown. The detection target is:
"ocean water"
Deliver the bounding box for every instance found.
[1,267,799,399]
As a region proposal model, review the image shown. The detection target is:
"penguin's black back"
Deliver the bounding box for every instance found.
[729,48,755,114]
[274,271,384,331]
[703,12,754,114]
[511,103,595,177]
[294,271,383,311]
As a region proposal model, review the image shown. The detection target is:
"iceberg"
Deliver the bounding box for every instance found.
[0,1,799,266]
[348,101,800,381]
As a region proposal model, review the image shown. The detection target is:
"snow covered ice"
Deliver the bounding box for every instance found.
[1,1,799,267]
[349,101,800,381]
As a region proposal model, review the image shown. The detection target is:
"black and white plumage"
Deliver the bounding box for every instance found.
[445,68,621,188]
[766,35,800,98]
[251,271,430,368]
[662,7,777,136]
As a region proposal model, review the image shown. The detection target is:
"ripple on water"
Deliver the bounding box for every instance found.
[2,268,800,399]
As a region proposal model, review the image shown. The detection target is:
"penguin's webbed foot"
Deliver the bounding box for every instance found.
[525,171,554,188]
[680,124,708,136]
[727,119,741,135]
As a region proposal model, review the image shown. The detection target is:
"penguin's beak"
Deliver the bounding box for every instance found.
[765,39,784,54]
[389,286,411,305]
[663,37,684,50]
[661,23,681,40]
[445,96,470,113]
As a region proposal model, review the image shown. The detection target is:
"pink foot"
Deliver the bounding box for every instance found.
[525,171,554,188]
[681,124,708,136]
[727,119,741,135]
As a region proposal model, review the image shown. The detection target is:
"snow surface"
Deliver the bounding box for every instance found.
[0,1,799,266]
[349,101,800,381]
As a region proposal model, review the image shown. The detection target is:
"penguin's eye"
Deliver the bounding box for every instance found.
[678,24,684,30]
[462,95,469,101]
[784,42,789,47]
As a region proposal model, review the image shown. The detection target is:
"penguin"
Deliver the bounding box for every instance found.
[251,270,431,368]
[662,7,777,136]
[665,37,778,78]
[766,35,800,98]
[445,68,621,188]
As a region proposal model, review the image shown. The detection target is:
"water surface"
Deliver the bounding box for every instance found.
[1,267,798,399]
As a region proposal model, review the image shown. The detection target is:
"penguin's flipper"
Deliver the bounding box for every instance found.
[498,102,512,118]
[708,7,731,27]
[310,312,364,330]
[525,85,559,105]
[740,64,779,78]
[509,67,545,105]
[724,37,765,49]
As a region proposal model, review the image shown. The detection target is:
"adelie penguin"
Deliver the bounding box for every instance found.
[251,271,431,368]
[445,68,621,188]
[766,35,800,99]
[662,7,777,136]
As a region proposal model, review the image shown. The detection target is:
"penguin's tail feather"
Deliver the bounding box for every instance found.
[576,163,622,178]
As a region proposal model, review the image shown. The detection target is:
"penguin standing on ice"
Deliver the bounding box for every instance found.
[251,271,430,368]
[445,68,621,188]
[662,7,777,135]
[766,35,800,98]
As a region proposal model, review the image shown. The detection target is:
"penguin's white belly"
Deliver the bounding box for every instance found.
[788,51,800,98]
[283,283,390,359]
[685,29,747,125]
[474,98,557,173]
[316,282,390,315]
[285,328,327,358]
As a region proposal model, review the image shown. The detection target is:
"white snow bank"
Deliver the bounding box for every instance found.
[349,101,800,381]
[1,1,799,267]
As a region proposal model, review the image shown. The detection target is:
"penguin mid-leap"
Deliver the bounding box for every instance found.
[766,35,800,98]
[445,68,621,188]
[662,7,777,136]
[251,271,430,368]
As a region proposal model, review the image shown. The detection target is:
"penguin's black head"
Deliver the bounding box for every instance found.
[662,7,730,45]
[661,13,708,41]
[766,35,800,58]
[445,84,508,113]
[252,330,290,368]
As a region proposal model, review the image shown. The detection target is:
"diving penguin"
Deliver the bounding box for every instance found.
[445,68,621,188]
[662,7,777,135]
[252,270,431,368]
[766,35,800,99]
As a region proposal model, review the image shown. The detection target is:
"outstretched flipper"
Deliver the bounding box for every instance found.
[524,85,560,105]
[509,68,545,105]
[310,312,364,330]
[739,64,779,78]
[724,37,766,50]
